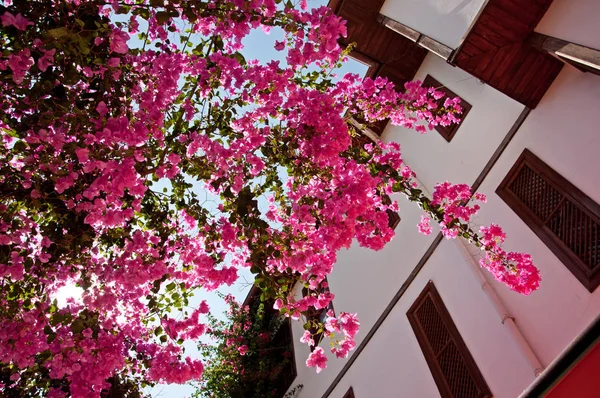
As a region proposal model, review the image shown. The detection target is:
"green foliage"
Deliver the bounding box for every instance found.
[194,294,300,398]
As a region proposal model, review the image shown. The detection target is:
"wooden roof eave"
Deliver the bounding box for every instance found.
[450,0,563,109]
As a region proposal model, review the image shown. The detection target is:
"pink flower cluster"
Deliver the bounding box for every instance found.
[478,224,541,295]
[304,311,359,372]
[431,182,487,239]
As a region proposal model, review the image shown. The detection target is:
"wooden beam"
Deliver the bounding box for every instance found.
[348,117,380,142]
[377,15,420,42]
[378,15,454,60]
[528,32,600,75]
[417,36,453,60]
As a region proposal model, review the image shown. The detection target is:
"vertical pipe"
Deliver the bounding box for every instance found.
[454,238,545,376]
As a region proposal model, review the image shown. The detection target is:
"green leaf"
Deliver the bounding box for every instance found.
[48,27,69,39]
[70,319,85,334]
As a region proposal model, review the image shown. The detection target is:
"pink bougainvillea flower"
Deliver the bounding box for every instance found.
[238,345,248,356]
[306,347,328,373]
[110,29,129,54]
[417,214,432,235]
[37,48,56,72]
[274,40,285,51]
[1,12,33,31]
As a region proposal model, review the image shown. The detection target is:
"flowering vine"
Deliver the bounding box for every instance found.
[0,0,540,396]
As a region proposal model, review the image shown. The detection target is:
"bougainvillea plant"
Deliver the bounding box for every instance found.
[194,292,302,398]
[0,0,541,396]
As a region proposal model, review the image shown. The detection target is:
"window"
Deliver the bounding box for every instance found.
[381,193,401,230]
[348,50,382,79]
[407,282,491,398]
[270,319,298,396]
[343,387,355,398]
[242,287,297,397]
[497,149,600,292]
[422,75,472,142]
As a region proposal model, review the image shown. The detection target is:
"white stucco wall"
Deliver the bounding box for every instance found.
[380,0,486,48]
[315,66,600,398]
[328,239,536,398]
[384,53,524,195]
[287,5,600,396]
[287,53,530,398]
[536,0,600,50]
[465,64,600,367]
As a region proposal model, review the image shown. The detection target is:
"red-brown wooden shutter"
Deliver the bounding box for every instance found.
[422,75,472,142]
[343,387,355,398]
[497,149,600,291]
[407,282,492,398]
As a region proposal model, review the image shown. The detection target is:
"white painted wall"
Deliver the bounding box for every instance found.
[328,239,536,398]
[536,0,600,50]
[464,64,600,368]
[287,4,600,397]
[384,54,524,195]
[303,66,600,398]
[287,53,529,398]
[380,0,486,48]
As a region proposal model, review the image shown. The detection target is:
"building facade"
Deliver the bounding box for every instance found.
[284,0,600,397]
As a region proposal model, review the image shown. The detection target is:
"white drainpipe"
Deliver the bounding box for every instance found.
[454,238,545,377]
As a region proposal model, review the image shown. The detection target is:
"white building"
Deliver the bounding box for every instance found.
[284,0,600,397]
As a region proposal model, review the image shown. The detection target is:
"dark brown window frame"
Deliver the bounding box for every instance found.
[422,75,472,142]
[348,50,382,79]
[497,149,600,292]
[343,387,355,398]
[381,193,401,230]
[407,281,492,398]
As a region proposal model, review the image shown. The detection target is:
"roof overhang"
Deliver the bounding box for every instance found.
[451,0,563,108]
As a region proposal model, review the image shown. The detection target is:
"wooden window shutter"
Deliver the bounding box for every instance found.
[422,75,472,142]
[497,149,600,292]
[343,387,355,398]
[407,282,492,398]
